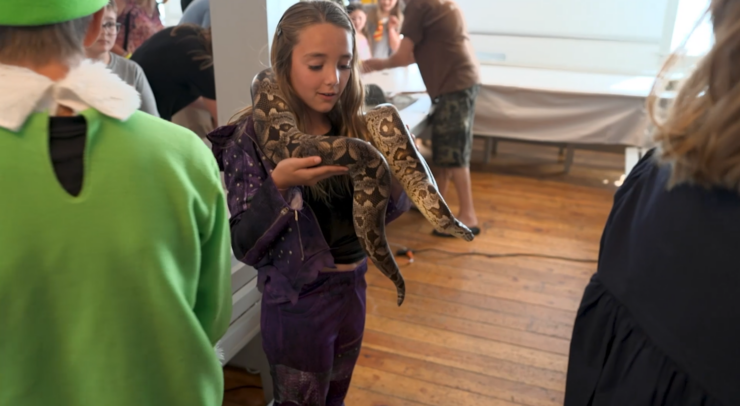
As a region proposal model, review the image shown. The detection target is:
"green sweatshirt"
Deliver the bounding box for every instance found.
[0,109,232,406]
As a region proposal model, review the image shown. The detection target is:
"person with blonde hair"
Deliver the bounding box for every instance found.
[0,0,232,405]
[114,0,165,57]
[347,3,372,60]
[365,0,404,57]
[564,1,740,404]
[207,1,410,404]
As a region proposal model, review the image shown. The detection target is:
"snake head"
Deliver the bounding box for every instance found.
[451,220,475,242]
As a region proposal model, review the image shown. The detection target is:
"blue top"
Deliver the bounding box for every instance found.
[180,0,210,27]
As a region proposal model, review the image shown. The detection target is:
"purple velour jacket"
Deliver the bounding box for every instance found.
[207,116,411,305]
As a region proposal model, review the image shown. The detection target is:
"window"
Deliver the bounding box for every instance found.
[671,0,713,56]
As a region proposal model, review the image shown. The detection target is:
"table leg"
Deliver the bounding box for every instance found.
[564,145,575,173]
[624,147,643,175]
[483,138,493,164]
[483,138,497,164]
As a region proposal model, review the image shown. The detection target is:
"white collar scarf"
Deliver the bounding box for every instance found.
[0,60,141,132]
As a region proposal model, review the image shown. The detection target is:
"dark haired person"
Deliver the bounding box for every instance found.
[132,25,217,136]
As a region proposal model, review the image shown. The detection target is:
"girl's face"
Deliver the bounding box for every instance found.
[350,10,367,32]
[378,0,397,13]
[88,9,118,55]
[290,23,353,118]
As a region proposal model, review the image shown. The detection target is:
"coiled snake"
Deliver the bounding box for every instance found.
[251,68,474,306]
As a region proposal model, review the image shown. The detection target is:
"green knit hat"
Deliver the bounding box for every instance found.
[0,0,108,26]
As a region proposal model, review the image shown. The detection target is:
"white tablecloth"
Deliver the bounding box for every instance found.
[474,65,656,147]
[361,64,427,97]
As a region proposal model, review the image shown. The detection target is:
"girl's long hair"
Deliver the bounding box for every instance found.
[648,0,740,192]
[374,0,404,35]
[230,1,366,203]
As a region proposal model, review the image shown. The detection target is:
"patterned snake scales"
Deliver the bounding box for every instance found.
[251,68,474,306]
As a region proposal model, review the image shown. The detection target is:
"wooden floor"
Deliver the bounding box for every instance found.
[227,141,623,406]
[347,141,620,406]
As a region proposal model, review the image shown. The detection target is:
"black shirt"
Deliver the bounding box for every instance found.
[304,126,365,265]
[48,116,87,197]
[304,177,365,265]
[594,149,740,404]
[131,26,216,121]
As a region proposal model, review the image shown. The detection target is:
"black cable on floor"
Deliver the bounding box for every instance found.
[225,384,264,392]
[389,242,597,264]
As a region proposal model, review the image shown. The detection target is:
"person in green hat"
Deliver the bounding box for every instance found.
[0,1,232,406]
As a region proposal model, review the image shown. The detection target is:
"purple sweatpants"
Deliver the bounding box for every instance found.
[261,261,368,406]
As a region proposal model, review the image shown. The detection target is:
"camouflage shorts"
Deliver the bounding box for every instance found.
[430,84,480,168]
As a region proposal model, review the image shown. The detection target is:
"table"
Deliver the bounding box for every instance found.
[362,64,432,138]
[361,64,427,97]
[474,65,656,172]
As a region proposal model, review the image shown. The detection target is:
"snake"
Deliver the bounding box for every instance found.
[250,68,474,306]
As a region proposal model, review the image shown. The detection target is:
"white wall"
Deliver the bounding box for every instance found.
[456,0,682,75]
[671,0,712,56]
[458,0,670,41]
[211,0,300,125]
[267,0,304,51]
[159,0,183,27]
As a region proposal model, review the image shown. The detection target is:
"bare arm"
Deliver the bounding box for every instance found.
[202,97,218,126]
[362,37,415,73]
[387,16,402,53]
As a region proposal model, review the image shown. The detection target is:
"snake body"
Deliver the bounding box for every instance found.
[251,68,474,306]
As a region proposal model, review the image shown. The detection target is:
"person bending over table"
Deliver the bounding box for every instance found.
[363,0,481,237]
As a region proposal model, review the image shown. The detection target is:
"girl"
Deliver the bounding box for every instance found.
[365,0,404,58]
[114,0,165,57]
[208,2,409,405]
[565,1,740,405]
[85,0,159,116]
[347,3,372,60]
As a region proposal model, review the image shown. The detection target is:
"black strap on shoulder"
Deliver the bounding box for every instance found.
[122,11,132,52]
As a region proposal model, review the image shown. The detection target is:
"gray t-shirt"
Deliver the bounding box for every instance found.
[108,54,159,117]
[180,0,210,28]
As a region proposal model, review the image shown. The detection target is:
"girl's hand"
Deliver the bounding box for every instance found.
[271,157,348,190]
[388,15,400,32]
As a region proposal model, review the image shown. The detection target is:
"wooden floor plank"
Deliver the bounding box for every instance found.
[366,285,575,340]
[357,347,564,406]
[351,365,522,406]
[382,261,588,310]
[361,330,567,392]
[345,387,429,406]
[364,315,569,372]
[366,265,583,312]
[364,272,578,326]
[366,292,571,355]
